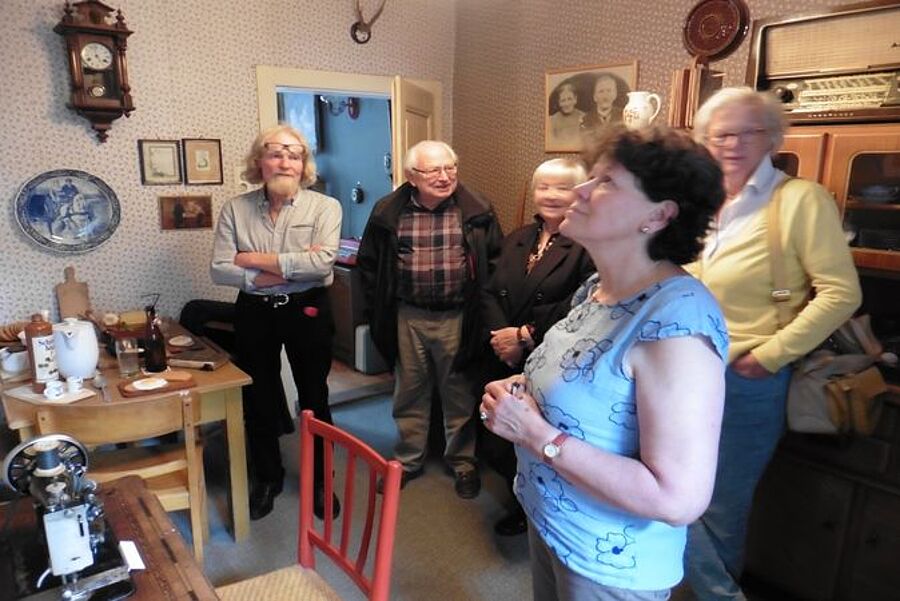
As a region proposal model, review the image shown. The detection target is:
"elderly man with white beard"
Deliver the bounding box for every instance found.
[211,125,342,521]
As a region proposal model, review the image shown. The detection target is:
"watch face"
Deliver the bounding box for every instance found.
[81,42,113,71]
[543,443,560,459]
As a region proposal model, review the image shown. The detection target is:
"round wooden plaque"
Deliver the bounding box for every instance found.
[683,0,750,62]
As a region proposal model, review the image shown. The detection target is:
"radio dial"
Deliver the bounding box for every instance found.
[772,86,794,103]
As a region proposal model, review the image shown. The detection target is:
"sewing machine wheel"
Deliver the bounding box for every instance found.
[2,434,89,495]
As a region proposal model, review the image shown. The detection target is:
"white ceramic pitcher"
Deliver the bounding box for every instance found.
[53,317,99,379]
[623,91,662,130]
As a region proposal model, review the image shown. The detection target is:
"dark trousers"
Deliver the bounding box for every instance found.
[234,288,334,485]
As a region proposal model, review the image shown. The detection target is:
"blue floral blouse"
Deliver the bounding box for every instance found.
[516,274,728,590]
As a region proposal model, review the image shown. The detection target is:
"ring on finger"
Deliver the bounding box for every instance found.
[479,410,489,421]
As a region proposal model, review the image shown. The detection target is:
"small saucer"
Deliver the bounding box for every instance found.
[168,335,194,347]
[132,377,167,391]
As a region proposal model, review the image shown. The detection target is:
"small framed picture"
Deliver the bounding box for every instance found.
[137,140,182,185]
[182,138,223,185]
[159,194,213,230]
[545,61,638,152]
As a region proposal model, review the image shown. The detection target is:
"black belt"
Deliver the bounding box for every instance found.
[401,299,463,312]
[240,288,323,309]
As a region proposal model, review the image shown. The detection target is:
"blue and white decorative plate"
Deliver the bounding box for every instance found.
[15,169,121,253]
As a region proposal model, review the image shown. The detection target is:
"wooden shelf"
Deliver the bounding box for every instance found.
[851,248,900,271]
[846,200,900,211]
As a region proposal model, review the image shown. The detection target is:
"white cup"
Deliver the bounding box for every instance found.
[43,380,65,400]
[0,347,29,373]
[66,376,83,394]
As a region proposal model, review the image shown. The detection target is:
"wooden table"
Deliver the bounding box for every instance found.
[0,475,219,600]
[1,362,252,542]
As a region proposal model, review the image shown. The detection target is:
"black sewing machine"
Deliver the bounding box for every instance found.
[0,435,133,601]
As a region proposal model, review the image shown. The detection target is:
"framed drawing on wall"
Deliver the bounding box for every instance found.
[182,138,223,185]
[159,195,212,230]
[545,61,638,152]
[138,140,182,185]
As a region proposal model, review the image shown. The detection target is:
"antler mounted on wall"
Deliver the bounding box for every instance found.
[350,0,387,44]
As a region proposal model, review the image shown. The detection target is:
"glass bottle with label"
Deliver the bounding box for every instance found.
[25,313,58,393]
[143,305,168,373]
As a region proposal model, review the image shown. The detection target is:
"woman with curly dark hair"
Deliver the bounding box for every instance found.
[480,126,729,600]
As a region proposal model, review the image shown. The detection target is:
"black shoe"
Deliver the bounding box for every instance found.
[494,506,527,536]
[376,467,424,494]
[454,470,481,499]
[313,485,341,520]
[249,480,283,521]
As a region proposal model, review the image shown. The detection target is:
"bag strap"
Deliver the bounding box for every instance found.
[766,177,796,330]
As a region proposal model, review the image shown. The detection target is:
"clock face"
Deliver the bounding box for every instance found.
[80,42,113,71]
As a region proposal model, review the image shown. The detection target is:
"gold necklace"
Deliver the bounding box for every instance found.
[527,227,558,273]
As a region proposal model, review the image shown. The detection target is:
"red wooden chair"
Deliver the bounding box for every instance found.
[217,410,403,601]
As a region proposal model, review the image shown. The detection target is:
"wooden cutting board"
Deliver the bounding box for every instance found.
[55,266,91,319]
[118,370,196,397]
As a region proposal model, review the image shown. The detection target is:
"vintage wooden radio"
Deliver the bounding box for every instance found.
[746,1,900,124]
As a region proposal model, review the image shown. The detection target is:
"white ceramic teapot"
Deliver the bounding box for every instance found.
[623,91,662,130]
[53,318,99,379]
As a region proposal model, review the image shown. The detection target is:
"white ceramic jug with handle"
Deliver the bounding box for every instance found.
[623,91,662,130]
[53,317,99,379]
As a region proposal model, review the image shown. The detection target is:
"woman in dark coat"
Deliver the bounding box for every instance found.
[480,158,595,536]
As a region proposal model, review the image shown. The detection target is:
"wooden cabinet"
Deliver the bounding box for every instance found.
[776,123,900,273]
[745,395,900,600]
[745,454,854,600]
[840,488,900,600]
[329,265,366,366]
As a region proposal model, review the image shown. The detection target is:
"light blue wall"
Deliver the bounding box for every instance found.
[317,96,393,239]
[280,92,392,240]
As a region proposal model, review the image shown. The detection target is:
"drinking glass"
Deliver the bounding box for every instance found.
[115,337,140,377]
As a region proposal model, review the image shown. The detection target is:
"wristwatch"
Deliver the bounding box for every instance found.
[542,432,570,465]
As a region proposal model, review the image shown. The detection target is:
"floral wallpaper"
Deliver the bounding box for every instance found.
[0,0,456,323]
[453,0,845,230]
[0,0,852,325]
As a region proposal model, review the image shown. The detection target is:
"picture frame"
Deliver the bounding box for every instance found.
[137,139,182,185]
[182,138,223,185]
[545,61,638,152]
[158,194,213,230]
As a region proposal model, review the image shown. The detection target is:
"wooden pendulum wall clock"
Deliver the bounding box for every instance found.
[54,0,135,143]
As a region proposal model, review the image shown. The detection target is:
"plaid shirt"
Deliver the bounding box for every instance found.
[396,194,467,307]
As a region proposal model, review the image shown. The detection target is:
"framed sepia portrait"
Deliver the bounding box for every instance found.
[159,194,212,230]
[138,139,182,185]
[182,138,223,185]
[545,61,638,152]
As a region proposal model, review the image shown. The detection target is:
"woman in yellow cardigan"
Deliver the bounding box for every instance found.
[684,87,862,600]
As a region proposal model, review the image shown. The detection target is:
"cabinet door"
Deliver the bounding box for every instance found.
[745,453,855,600]
[825,124,900,272]
[840,488,900,600]
[777,131,828,181]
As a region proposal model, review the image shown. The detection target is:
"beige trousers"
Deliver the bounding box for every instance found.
[391,304,477,474]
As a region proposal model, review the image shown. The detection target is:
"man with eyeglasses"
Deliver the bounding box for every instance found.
[357,140,502,499]
[211,125,342,521]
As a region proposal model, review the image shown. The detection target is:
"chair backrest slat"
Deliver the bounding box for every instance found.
[36,392,193,444]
